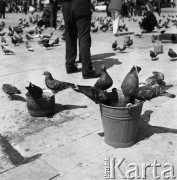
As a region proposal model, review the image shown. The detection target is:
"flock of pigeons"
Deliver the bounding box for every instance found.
[2,65,175,109]
[1,13,177,109]
[0,18,61,55]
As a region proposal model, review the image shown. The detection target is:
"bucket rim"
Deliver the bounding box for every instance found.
[26,89,54,100]
[100,100,144,109]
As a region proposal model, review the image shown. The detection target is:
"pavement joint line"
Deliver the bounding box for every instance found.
[67,128,103,144]
[42,128,103,156]
[0,165,19,175]
[47,174,61,180]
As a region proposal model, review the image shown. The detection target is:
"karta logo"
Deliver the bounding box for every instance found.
[104,158,176,179]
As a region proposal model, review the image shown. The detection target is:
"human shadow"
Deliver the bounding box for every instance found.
[12,95,26,102]
[54,103,87,114]
[136,110,177,142]
[92,58,122,71]
[91,53,115,61]
[0,134,42,167]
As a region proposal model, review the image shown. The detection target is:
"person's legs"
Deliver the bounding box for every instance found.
[49,5,54,28]
[2,10,5,19]
[76,14,92,75]
[111,11,120,35]
[53,11,57,29]
[62,2,78,73]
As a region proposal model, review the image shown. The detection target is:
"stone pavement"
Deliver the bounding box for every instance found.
[0,9,177,180]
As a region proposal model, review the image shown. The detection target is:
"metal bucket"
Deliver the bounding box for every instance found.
[154,43,163,54]
[100,101,143,148]
[26,90,55,117]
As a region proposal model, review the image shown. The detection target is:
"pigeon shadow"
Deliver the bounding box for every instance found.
[115,51,128,53]
[136,110,177,143]
[170,58,177,61]
[54,103,88,114]
[91,53,115,60]
[12,95,26,102]
[92,58,122,71]
[151,57,159,61]
[118,32,134,36]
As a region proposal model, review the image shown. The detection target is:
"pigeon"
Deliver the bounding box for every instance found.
[1,45,14,55]
[110,88,127,107]
[25,41,34,51]
[26,30,35,35]
[61,35,66,41]
[112,40,117,50]
[133,18,138,22]
[39,32,53,39]
[160,30,166,34]
[12,36,20,46]
[73,85,111,105]
[91,26,98,33]
[172,21,177,28]
[13,34,23,43]
[124,27,128,31]
[43,42,54,49]
[126,39,133,47]
[8,31,14,37]
[0,32,6,37]
[51,37,59,46]
[94,65,113,91]
[116,44,126,52]
[171,34,176,42]
[144,72,165,86]
[121,65,141,104]
[38,38,50,45]
[43,71,76,94]
[168,48,177,59]
[1,37,8,46]
[132,84,175,101]
[9,26,13,32]
[13,26,23,34]
[151,34,156,43]
[2,84,21,99]
[26,82,43,99]
[150,50,158,60]
[135,32,143,38]
[152,71,164,81]
[25,33,33,41]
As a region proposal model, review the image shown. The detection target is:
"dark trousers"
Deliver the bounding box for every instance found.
[62,0,92,74]
[50,5,57,28]
[0,10,5,18]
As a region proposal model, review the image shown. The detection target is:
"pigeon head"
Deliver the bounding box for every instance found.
[43,71,53,78]
[136,66,141,73]
[130,65,141,73]
[101,65,106,72]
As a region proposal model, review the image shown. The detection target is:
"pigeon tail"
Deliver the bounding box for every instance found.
[160,92,176,98]
[74,85,100,104]
[160,85,173,93]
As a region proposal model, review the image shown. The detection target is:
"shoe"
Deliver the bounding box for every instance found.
[83,70,101,79]
[66,66,79,74]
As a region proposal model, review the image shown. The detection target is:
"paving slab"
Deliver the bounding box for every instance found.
[0,159,59,180]
[0,9,177,180]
